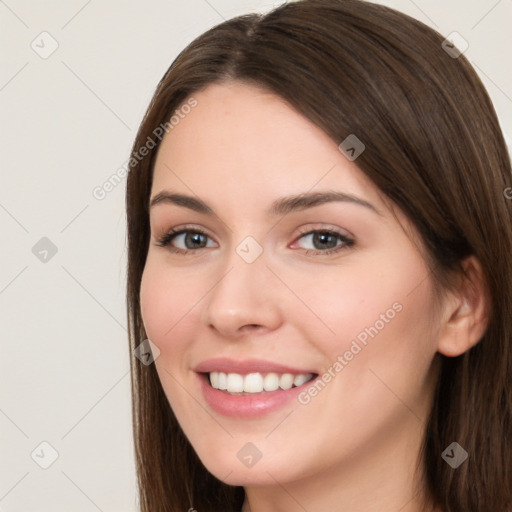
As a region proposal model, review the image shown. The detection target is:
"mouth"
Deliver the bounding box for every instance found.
[205,371,317,395]
[194,358,320,417]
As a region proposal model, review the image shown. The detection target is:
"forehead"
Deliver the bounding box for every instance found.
[151,81,382,214]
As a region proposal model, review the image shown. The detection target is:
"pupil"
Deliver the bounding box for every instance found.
[314,232,336,249]
[187,232,205,248]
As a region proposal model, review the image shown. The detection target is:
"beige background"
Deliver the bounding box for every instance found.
[1,0,511,510]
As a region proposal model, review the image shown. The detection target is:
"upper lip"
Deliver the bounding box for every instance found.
[194,358,317,375]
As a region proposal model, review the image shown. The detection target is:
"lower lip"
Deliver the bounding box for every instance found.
[197,373,315,418]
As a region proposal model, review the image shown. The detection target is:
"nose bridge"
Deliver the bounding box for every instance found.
[216,232,269,297]
[201,240,282,336]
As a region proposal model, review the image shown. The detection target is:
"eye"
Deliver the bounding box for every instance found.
[155,226,354,256]
[293,228,354,255]
[155,227,216,254]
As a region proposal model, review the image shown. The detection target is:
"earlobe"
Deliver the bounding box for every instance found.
[436,256,489,358]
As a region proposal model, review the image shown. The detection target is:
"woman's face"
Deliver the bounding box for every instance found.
[140,81,442,488]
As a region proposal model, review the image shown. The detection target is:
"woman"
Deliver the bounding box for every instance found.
[125,0,512,510]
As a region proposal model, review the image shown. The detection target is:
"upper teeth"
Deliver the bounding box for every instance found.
[209,372,314,394]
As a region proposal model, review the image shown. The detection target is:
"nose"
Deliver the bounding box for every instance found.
[201,251,283,339]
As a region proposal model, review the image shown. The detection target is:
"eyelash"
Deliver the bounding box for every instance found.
[155,225,355,256]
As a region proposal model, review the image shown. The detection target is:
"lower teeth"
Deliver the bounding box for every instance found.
[225,387,297,396]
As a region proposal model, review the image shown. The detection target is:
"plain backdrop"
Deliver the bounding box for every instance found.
[1,0,511,510]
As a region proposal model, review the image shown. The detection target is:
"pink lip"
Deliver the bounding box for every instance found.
[193,358,318,419]
[196,373,316,418]
[194,357,316,375]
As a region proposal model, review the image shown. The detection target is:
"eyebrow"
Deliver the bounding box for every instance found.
[149,190,381,217]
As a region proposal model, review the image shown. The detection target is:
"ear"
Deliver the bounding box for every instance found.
[436,256,490,357]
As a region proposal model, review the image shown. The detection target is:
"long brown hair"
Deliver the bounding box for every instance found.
[125,1,512,510]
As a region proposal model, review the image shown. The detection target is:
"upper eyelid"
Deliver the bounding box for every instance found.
[157,224,350,239]
[295,224,353,236]
[158,225,353,250]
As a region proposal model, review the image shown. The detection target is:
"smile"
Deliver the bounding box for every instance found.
[208,371,315,394]
[194,358,319,417]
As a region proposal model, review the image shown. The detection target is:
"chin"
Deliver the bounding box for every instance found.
[191,440,300,486]
[208,463,289,487]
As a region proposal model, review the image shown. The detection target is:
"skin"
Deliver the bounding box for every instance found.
[140,81,487,512]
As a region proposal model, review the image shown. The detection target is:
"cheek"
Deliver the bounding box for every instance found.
[288,251,436,362]
[140,263,170,342]
[139,256,202,349]
[284,256,437,446]
[319,256,438,417]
